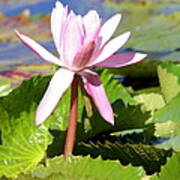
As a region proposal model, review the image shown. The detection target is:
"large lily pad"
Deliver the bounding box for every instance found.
[16,156,144,180]
[0,76,52,177]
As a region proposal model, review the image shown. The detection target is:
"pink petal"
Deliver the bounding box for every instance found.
[62,12,83,67]
[83,20,101,45]
[36,68,74,125]
[80,70,114,125]
[99,14,122,47]
[15,30,62,66]
[83,10,100,33]
[90,31,131,66]
[83,10,101,44]
[51,1,67,53]
[95,53,147,67]
[77,15,85,37]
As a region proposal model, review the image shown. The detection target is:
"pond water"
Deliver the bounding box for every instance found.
[0,41,55,66]
[0,0,180,75]
[0,0,117,67]
[1,0,115,19]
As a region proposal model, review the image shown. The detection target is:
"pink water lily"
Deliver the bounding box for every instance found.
[15,1,146,126]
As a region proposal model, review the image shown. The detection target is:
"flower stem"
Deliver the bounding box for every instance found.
[64,75,79,160]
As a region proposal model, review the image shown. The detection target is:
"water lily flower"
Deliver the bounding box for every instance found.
[15,1,146,126]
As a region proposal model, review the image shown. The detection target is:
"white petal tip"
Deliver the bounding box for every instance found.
[35,121,41,126]
[14,29,20,36]
[120,31,131,44]
[124,31,131,38]
[55,1,63,8]
[135,53,148,61]
[110,120,114,126]
[140,53,148,59]
[35,109,46,126]
[109,13,122,24]
[35,115,44,126]
[106,118,114,125]
[104,114,114,125]
[113,13,122,27]
[116,13,122,21]
[35,115,46,126]
[14,30,23,39]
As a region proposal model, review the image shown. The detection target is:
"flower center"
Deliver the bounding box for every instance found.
[72,41,95,70]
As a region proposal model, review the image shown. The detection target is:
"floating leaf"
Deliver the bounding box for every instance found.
[153,94,180,123]
[75,140,172,175]
[155,121,180,137]
[126,15,180,52]
[17,156,144,180]
[134,93,165,112]
[152,94,180,151]
[0,76,52,177]
[106,1,161,35]
[100,70,137,105]
[157,63,180,103]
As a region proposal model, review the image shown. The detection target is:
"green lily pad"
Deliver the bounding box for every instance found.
[134,93,165,112]
[126,15,180,52]
[153,94,180,123]
[0,76,52,178]
[157,63,180,103]
[17,156,144,180]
